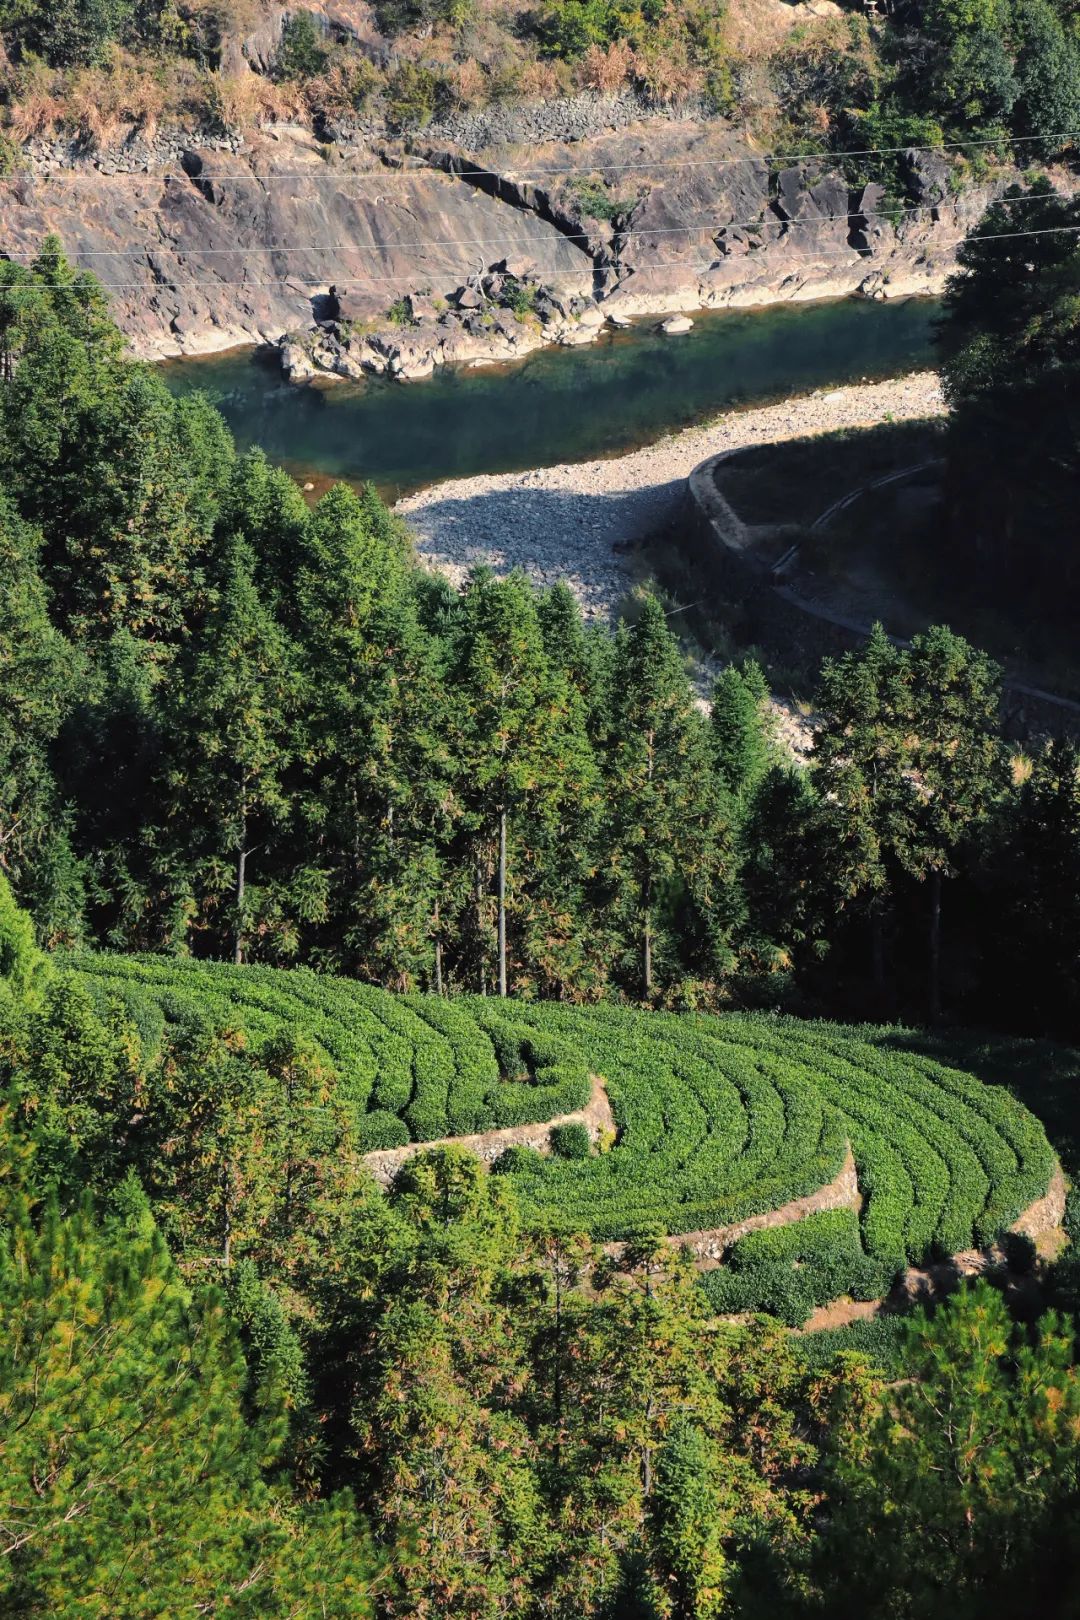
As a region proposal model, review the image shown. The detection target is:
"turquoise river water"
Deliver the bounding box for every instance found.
[162,295,938,500]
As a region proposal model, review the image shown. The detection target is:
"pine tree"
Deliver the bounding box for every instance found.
[168,535,297,962]
[448,572,593,997]
[145,1023,357,1275]
[605,598,723,997]
[822,1282,1080,1618]
[0,1181,379,1617]
[353,1149,543,1618]
[903,625,1003,1022]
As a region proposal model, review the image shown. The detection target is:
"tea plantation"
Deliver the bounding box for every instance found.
[71,954,1056,1303]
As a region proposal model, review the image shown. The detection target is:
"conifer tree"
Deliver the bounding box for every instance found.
[710,658,775,800]
[146,1023,357,1275]
[822,1282,1080,1618]
[739,763,830,977]
[168,535,297,962]
[992,739,1080,1032]
[448,572,592,997]
[293,485,447,986]
[221,447,325,617]
[812,624,913,997]
[0,489,82,932]
[605,598,720,996]
[903,625,1003,1022]
[0,1180,379,1617]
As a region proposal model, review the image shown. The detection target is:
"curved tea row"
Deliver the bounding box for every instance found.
[71,954,1055,1271]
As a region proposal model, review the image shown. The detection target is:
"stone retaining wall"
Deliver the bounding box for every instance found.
[604,1145,861,1269]
[685,445,1080,740]
[18,90,703,177]
[362,1072,615,1188]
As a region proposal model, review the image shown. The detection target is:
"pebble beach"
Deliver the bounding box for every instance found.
[397,370,946,623]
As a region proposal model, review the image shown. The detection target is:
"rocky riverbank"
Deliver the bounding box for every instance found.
[4,111,1065,368]
[396,370,945,620]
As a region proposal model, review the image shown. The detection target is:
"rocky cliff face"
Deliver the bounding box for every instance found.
[0,109,1059,370]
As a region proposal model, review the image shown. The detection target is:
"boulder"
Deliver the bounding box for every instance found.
[279,339,321,382]
[577,305,606,328]
[404,291,438,322]
[773,167,806,222]
[327,284,370,325]
[606,310,633,328]
[902,148,952,207]
[454,284,484,309]
[240,5,288,74]
[558,323,602,346]
[849,182,891,253]
[660,314,694,334]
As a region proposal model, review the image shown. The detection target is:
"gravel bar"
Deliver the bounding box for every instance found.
[396,371,945,622]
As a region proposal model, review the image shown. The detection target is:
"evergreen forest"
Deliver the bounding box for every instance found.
[5,182,1080,1618]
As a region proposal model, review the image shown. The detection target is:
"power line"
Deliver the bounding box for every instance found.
[0,187,1068,262]
[3,216,1080,295]
[22,127,1080,184]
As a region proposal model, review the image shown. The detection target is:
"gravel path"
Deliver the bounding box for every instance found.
[396,371,946,622]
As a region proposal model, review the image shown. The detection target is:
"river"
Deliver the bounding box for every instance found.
[162,296,938,500]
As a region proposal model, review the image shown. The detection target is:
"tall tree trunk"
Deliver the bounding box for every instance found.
[929,867,943,1026]
[433,899,443,996]
[643,726,655,999]
[476,861,486,996]
[497,808,507,998]
[234,793,247,967]
[222,1159,235,1268]
[642,871,653,999]
[871,903,885,996]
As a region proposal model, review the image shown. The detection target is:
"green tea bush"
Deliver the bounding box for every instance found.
[795,1315,909,1378]
[699,1210,899,1327]
[492,1145,546,1176]
[550,1123,591,1160]
[68,955,1056,1306]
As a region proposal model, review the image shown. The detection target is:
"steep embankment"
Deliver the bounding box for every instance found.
[1,109,1045,369]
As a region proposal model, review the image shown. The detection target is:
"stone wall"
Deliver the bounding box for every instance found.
[604,1146,862,1269]
[426,90,709,152]
[361,1073,615,1188]
[685,447,1080,739]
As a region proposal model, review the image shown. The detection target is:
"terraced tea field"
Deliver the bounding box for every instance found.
[72,954,1057,1295]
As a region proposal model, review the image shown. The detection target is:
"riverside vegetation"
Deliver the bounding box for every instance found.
[3,0,1080,175]
[6,193,1080,1614]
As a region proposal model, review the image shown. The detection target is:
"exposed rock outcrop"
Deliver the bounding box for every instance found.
[3,116,1072,371]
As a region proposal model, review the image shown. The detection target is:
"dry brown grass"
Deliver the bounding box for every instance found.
[62,53,171,146]
[202,68,305,133]
[631,38,706,105]
[725,0,829,59]
[7,57,68,141]
[579,39,636,94]
[449,57,489,108]
[515,57,567,101]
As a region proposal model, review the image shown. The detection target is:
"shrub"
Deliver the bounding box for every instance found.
[492,1144,545,1175]
[503,279,538,319]
[276,11,329,81]
[383,62,442,130]
[550,1122,591,1160]
[385,298,414,328]
[567,177,635,223]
